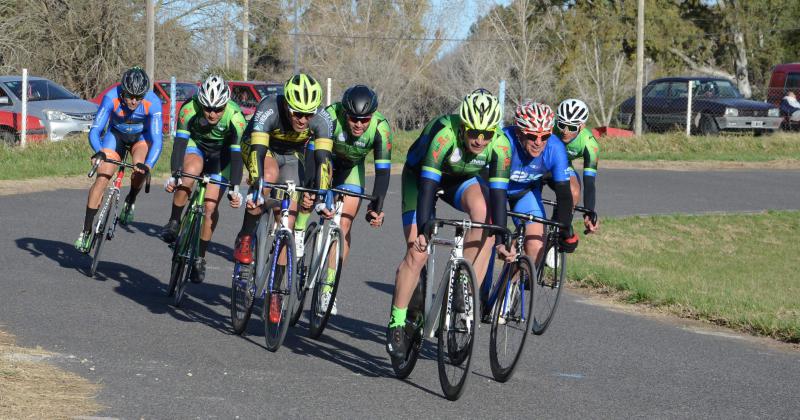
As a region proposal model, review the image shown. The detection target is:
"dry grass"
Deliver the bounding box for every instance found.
[0,329,102,419]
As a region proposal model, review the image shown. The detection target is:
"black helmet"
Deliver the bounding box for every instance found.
[342,85,378,117]
[120,67,150,97]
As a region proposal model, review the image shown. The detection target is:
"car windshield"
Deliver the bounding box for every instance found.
[158,83,198,101]
[254,84,282,98]
[3,80,79,101]
[692,80,741,99]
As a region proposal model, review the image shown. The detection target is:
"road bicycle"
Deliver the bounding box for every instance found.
[85,157,150,277]
[288,187,375,338]
[167,170,233,307]
[531,199,596,335]
[390,216,509,401]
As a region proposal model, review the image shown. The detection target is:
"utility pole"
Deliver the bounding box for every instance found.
[146,0,155,78]
[634,0,644,136]
[242,0,249,80]
[293,0,299,73]
[224,11,230,70]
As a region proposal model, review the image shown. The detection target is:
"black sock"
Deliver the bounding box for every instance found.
[199,239,209,258]
[126,187,141,205]
[239,212,259,237]
[83,207,98,232]
[170,204,184,222]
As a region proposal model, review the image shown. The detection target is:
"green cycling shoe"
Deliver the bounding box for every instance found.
[119,202,135,225]
[74,231,92,253]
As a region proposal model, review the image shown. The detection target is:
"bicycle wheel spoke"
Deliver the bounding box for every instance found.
[438,260,477,401]
[490,256,535,382]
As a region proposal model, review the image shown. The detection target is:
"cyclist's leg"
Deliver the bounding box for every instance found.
[514,189,546,264]
[324,162,364,289]
[391,167,427,323]
[293,151,313,234]
[451,177,494,287]
[234,152,278,264]
[169,144,203,221]
[77,131,122,249]
[125,135,150,205]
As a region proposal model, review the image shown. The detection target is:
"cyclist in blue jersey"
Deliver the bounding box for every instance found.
[75,67,163,252]
[505,101,578,262]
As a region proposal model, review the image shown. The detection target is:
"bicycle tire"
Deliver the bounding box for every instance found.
[390,266,426,379]
[173,211,201,307]
[308,226,343,339]
[290,221,318,327]
[531,228,567,335]
[166,209,193,297]
[489,256,535,382]
[263,230,297,352]
[88,189,117,277]
[230,261,256,335]
[437,259,478,401]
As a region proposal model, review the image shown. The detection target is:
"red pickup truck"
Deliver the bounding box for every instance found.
[0,110,48,145]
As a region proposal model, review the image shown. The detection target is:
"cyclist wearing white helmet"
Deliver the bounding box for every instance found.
[386,88,515,360]
[555,98,600,234]
[160,74,246,284]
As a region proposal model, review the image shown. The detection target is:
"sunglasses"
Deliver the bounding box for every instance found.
[123,93,144,101]
[557,121,580,132]
[203,106,226,114]
[347,114,373,124]
[522,132,551,143]
[288,107,317,119]
[465,129,494,140]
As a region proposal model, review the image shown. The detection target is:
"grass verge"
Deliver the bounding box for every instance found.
[569,210,800,343]
[0,329,101,418]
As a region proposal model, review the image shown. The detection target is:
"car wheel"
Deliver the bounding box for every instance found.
[0,129,17,146]
[699,115,719,136]
[628,117,651,133]
[753,128,774,137]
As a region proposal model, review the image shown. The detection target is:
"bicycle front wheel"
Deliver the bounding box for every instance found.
[437,259,478,401]
[290,221,317,327]
[308,227,343,339]
[173,213,200,307]
[230,261,256,335]
[532,231,567,335]
[489,256,535,382]
[263,230,297,352]
[89,189,117,277]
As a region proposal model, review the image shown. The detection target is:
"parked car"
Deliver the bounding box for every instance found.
[92,80,199,134]
[228,81,283,118]
[0,76,97,141]
[0,110,48,145]
[766,62,800,130]
[618,77,781,135]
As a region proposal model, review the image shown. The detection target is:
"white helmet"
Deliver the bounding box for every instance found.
[198,75,230,108]
[557,99,589,126]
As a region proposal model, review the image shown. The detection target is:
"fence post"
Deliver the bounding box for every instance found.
[498,79,506,127]
[170,77,177,138]
[326,78,332,106]
[686,80,693,137]
[21,68,27,147]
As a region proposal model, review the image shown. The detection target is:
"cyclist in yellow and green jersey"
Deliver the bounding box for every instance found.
[316,84,393,314]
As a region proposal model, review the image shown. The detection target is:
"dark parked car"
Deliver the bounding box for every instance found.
[618,77,781,135]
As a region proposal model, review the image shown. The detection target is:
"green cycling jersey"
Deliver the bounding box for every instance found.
[325,102,392,168]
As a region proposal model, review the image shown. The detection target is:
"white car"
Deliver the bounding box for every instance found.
[0,75,97,141]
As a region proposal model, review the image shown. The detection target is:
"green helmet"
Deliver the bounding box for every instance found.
[283,73,322,113]
[459,88,502,130]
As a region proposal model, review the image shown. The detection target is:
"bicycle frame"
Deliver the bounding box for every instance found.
[94,165,125,237]
[303,195,345,295]
[262,181,297,299]
[422,222,468,339]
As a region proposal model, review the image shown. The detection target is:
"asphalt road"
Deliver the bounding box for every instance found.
[2,168,799,418]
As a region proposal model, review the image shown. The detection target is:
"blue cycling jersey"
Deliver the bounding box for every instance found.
[89,86,163,168]
[504,126,571,196]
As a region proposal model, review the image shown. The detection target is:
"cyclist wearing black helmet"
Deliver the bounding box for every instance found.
[75,66,163,253]
[310,84,393,314]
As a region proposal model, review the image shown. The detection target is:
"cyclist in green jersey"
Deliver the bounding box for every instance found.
[555,99,600,234]
[319,84,392,314]
[161,75,245,283]
[386,89,516,359]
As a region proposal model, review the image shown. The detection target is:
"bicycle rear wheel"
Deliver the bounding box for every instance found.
[437,259,478,401]
[290,221,318,327]
[308,227,343,338]
[89,189,117,277]
[263,230,297,351]
[390,266,426,379]
[489,256,535,382]
[532,228,567,335]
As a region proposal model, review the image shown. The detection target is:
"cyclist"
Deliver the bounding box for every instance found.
[161,75,244,283]
[505,101,578,265]
[233,73,335,272]
[317,84,392,315]
[555,98,600,234]
[386,88,515,359]
[75,67,163,252]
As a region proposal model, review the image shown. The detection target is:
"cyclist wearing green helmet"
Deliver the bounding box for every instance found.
[386,88,516,360]
[234,73,335,266]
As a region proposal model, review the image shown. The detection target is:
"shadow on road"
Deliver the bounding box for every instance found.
[365,280,394,295]
[123,221,234,261]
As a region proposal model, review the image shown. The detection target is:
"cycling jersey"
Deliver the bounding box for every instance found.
[556,127,599,211]
[170,98,245,186]
[403,114,511,232]
[325,102,392,211]
[242,94,334,192]
[89,86,163,168]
